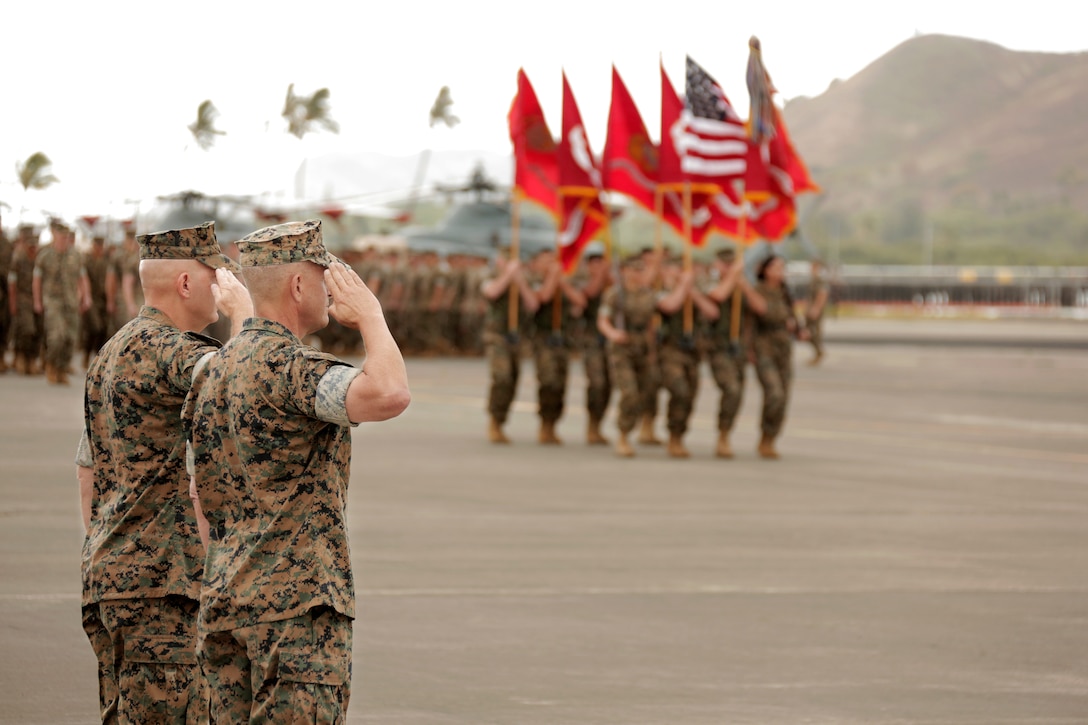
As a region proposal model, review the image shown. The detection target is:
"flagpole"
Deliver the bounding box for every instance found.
[682,181,694,335]
[508,194,521,335]
[730,207,746,345]
[552,190,564,335]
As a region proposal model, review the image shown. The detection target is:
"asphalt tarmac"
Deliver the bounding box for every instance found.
[1,317,1086,724]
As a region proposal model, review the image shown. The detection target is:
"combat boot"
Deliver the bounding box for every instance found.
[637,415,662,445]
[538,420,562,445]
[667,434,690,459]
[807,352,823,367]
[56,369,71,386]
[757,434,779,460]
[488,417,510,444]
[715,431,734,459]
[27,357,41,375]
[586,417,610,446]
[82,350,91,369]
[45,362,58,384]
[615,431,635,458]
[13,353,26,375]
[0,355,6,374]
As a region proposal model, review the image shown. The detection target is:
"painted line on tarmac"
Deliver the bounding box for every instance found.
[789,426,1088,465]
[5,583,1087,602]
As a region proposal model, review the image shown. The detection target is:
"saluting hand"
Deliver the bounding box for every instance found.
[211,268,253,322]
[325,262,381,330]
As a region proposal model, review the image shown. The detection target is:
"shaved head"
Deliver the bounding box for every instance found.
[242,263,307,306]
[140,259,207,299]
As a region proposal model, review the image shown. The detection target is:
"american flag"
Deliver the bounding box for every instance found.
[676,56,748,187]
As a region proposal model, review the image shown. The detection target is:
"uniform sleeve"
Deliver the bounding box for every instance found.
[75,427,93,467]
[282,348,358,425]
[314,365,363,427]
[597,288,615,320]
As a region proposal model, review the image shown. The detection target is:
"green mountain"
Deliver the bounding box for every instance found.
[783,34,1088,265]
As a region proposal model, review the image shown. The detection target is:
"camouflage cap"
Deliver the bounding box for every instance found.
[138,221,240,271]
[237,219,336,268]
[716,247,737,262]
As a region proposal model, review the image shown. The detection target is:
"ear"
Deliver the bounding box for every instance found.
[176,271,192,300]
[291,273,304,303]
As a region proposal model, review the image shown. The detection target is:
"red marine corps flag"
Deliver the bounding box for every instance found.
[602,65,658,214]
[508,69,559,214]
[557,72,606,272]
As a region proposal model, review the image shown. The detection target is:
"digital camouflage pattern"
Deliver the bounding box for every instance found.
[484,282,531,425]
[704,291,747,434]
[35,242,84,372]
[199,606,352,724]
[82,246,114,355]
[578,281,611,424]
[656,306,701,437]
[236,219,333,268]
[530,274,580,426]
[81,306,220,605]
[80,304,222,724]
[751,282,794,437]
[138,221,239,271]
[807,277,830,356]
[599,286,659,434]
[8,243,41,363]
[192,317,359,633]
[82,596,205,724]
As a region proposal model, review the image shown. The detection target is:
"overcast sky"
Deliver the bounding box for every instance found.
[2,0,1084,223]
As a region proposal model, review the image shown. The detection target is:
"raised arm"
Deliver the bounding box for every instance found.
[325,263,411,423]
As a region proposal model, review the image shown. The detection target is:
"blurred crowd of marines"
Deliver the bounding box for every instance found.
[0,215,829,460]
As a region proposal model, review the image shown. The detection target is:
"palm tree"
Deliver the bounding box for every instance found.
[15,152,59,222]
[282,84,339,140]
[16,152,59,191]
[188,100,226,150]
[429,86,460,128]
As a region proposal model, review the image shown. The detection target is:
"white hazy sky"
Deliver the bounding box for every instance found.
[2,0,1084,223]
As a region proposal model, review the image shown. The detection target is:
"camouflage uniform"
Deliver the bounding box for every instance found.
[34,239,84,378]
[77,222,238,724]
[484,285,528,427]
[193,221,358,723]
[81,243,114,363]
[579,278,611,431]
[703,291,747,438]
[530,284,579,434]
[751,282,794,438]
[0,231,12,370]
[116,239,143,329]
[806,276,830,360]
[599,285,658,434]
[8,239,43,372]
[656,303,701,438]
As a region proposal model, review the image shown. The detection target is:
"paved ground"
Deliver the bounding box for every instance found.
[1,317,1086,724]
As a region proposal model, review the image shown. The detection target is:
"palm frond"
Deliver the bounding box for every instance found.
[188,99,226,150]
[429,86,460,128]
[16,152,59,191]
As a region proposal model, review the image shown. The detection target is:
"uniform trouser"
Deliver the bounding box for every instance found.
[582,337,611,421]
[82,304,110,356]
[0,289,10,353]
[641,353,662,420]
[808,315,824,355]
[43,302,78,370]
[532,337,569,424]
[707,347,745,433]
[607,341,653,433]
[81,596,203,725]
[754,337,792,438]
[198,606,352,725]
[12,306,42,359]
[485,333,520,424]
[659,343,700,436]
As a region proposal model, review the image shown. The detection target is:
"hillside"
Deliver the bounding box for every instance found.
[783,34,1088,264]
